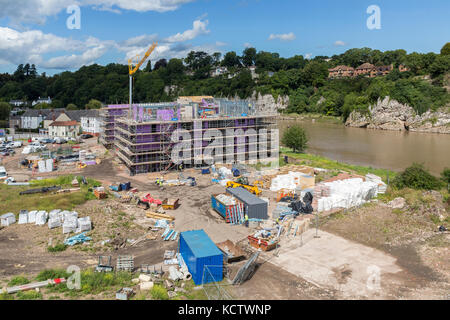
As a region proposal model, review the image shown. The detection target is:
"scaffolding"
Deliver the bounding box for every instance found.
[102,98,278,175]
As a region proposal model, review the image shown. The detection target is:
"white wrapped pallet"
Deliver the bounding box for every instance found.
[1,213,16,226]
[48,218,62,229]
[49,209,62,220]
[62,215,78,234]
[18,211,28,224]
[76,216,92,233]
[35,211,48,226]
[27,210,37,224]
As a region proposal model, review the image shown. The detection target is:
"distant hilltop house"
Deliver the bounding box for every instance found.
[329,63,409,79]
[20,109,101,135]
[211,66,228,77]
[31,96,52,107]
[9,100,26,107]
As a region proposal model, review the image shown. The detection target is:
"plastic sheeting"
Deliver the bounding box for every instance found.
[18,210,28,224]
[27,210,37,224]
[270,171,314,192]
[317,178,379,213]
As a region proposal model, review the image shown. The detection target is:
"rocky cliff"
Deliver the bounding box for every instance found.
[251,92,289,113]
[345,97,450,134]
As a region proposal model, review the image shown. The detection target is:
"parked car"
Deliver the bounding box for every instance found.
[40,138,54,144]
[81,134,94,139]
[0,166,7,180]
[54,137,67,144]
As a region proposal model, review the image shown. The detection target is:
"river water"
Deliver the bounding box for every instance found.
[278,119,450,175]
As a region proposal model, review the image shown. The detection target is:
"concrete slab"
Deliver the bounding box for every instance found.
[268,230,403,298]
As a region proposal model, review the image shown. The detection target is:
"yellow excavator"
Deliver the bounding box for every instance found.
[226,176,262,196]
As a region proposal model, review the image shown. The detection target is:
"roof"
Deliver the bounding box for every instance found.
[226,187,267,206]
[22,109,99,121]
[329,65,355,72]
[49,121,78,127]
[356,63,375,70]
[180,230,222,258]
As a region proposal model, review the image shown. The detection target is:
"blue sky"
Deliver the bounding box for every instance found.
[0,0,448,75]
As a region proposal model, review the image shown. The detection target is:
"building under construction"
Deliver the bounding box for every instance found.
[100,97,278,175]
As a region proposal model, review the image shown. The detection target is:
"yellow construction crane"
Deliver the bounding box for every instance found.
[127,42,158,112]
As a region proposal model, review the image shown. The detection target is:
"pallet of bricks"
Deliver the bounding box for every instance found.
[94,187,107,199]
[260,165,315,189]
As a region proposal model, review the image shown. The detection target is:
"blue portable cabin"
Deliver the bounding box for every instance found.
[179,230,223,285]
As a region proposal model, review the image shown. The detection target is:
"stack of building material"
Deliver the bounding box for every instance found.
[1,213,16,226]
[62,212,78,234]
[270,171,315,192]
[35,211,48,226]
[48,210,63,229]
[365,174,387,194]
[76,216,92,233]
[18,210,28,224]
[27,210,37,224]
[316,178,379,213]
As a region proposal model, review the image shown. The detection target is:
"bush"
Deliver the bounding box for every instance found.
[282,125,308,153]
[392,163,443,190]
[16,290,42,300]
[150,285,169,300]
[441,168,450,185]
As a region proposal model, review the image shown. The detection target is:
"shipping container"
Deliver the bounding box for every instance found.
[226,187,268,220]
[179,230,223,285]
[211,194,244,223]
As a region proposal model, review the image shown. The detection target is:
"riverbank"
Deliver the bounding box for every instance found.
[278,113,343,125]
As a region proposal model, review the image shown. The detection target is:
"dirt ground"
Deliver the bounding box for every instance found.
[1,142,449,300]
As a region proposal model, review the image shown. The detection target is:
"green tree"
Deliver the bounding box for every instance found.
[85,99,103,109]
[440,43,450,55]
[282,125,308,153]
[0,102,11,120]
[242,47,257,67]
[66,103,78,110]
[222,51,241,68]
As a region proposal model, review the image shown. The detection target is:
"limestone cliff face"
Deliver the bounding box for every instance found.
[345,97,450,134]
[251,92,289,113]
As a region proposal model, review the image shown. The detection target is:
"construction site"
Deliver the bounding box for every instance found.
[0,42,448,302]
[100,97,278,175]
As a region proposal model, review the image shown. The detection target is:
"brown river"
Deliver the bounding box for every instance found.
[278,119,450,175]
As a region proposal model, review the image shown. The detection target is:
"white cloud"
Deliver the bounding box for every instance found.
[0,26,114,69]
[165,19,210,43]
[244,42,252,48]
[305,53,312,60]
[268,32,296,41]
[334,40,347,47]
[0,0,195,25]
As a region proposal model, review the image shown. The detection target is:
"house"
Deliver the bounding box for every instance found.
[32,96,52,107]
[48,114,80,138]
[21,109,51,129]
[79,110,101,136]
[248,66,259,80]
[328,65,355,78]
[369,64,393,78]
[399,64,410,72]
[355,63,375,76]
[211,66,228,77]
[9,100,26,107]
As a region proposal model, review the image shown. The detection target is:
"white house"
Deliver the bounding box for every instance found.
[32,96,52,107]
[21,109,48,129]
[211,66,228,77]
[48,114,80,138]
[9,100,26,107]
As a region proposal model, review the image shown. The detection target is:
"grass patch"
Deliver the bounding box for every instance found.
[281,147,396,183]
[150,285,169,300]
[79,270,134,295]
[0,175,102,213]
[36,269,70,281]
[0,292,14,300]
[8,275,30,286]
[47,243,68,253]
[16,290,42,300]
